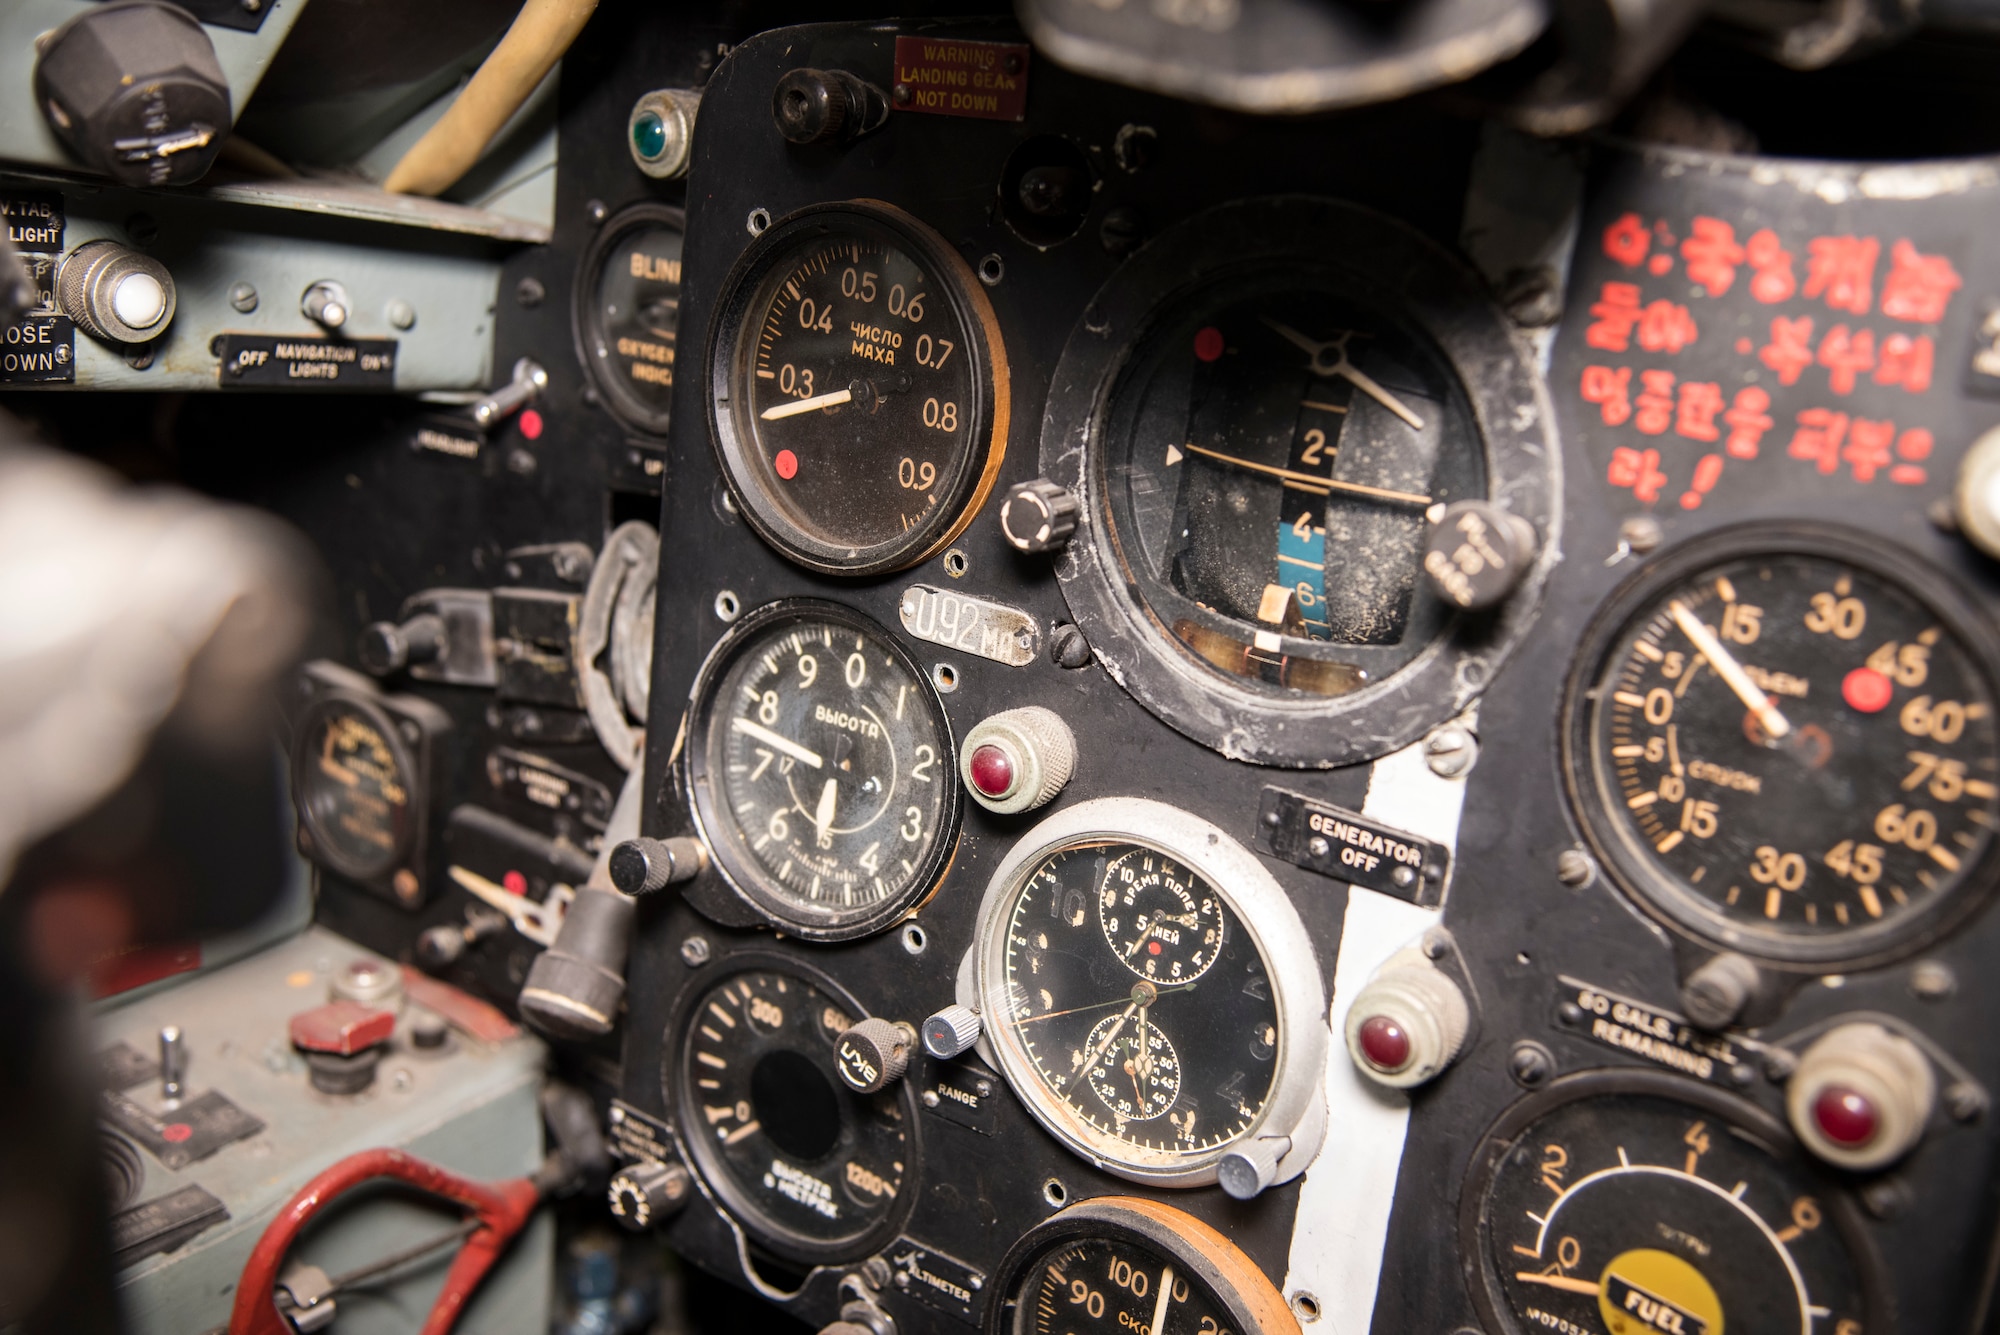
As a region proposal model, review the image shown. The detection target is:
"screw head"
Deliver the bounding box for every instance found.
[1910,959,1957,1000]
[1946,1080,1988,1122]
[586,199,608,225]
[387,299,416,330]
[1556,848,1596,887]
[679,936,712,967]
[1619,515,1664,554]
[228,281,258,313]
[516,276,546,308]
[1050,622,1092,669]
[1508,1041,1555,1087]
[1425,726,1478,778]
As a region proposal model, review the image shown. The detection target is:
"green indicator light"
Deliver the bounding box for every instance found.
[632,111,667,161]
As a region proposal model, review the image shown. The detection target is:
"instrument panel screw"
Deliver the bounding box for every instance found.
[228,281,258,312]
[1910,959,1956,1000]
[679,935,712,968]
[1618,515,1664,554]
[387,299,416,330]
[892,83,912,106]
[586,199,608,225]
[922,1090,940,1107]
[1508,1040,1555,1087]
[1558,1001,1585,1026]
[1424,726,1478,778]
[1763,1048,1799,1081]
[1945,1081,1988,1122]
[1049,622,1092,669]
[515,277,545,308]
[1556,848,1596,887]
[1860,1177,1913,1220]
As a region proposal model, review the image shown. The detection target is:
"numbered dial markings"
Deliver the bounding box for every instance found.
[997,843,1277,1161]
[691,604,958,938]
[1575,535,2000,962]
[1474,1081,1877,1335]
[1013,1236,1242,1335]
[297,699,413,878]
[1097,849,1225,983]
[676,969,909,1253]
[715,204,1002,573]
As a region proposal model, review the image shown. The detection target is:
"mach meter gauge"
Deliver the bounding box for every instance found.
[1564,525,2000,969]
[989,1198,1299,1335]
[1463,1070,1887,1335]
[670,960,912,1262]
[1039,196,1555,767]
[576,203,686,434]
[963,798,1326,1188]
[685,600,962,941]
[708,201,1010,575]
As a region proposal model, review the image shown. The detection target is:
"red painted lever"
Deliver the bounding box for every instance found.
[228,1147,541,1335]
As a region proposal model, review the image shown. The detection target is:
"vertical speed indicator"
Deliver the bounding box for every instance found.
[710,201,1009,575]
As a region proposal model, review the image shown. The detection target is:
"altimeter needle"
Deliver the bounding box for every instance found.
[812,777,838,845]
[761,388,854,420]
[1668,599,1792,740]
[1260,318,1427,430]
[1180,442,1431,506]
[731,716,824,767]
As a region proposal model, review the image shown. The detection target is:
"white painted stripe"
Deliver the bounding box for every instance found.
[1282,714,1474,1331]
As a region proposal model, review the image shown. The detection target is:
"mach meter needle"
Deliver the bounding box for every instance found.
[760,387,853,419]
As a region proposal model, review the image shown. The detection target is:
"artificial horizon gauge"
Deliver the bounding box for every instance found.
[962,798,1327,1187]
[1565,524,2000,968]
[708,200,1010,575]
[576,202,686,434]
[685,599,962,941]
[671,961,912,1261]
[988,1197,1300,1335]
[293,693,416,882]
[1039,196,1556,767]
[1462,1070,1886,1335]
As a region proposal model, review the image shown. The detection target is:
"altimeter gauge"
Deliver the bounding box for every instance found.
[1564,524,2000,968]
[962,798,1326,1188]
[685,600,961,941]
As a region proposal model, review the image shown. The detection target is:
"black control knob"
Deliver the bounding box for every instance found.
[607,837,708,896]
[833,1017,915,1093]
[358,614,445,677]
[518,886,635,1042]
[54,240,174,344]
[607,1159,692,1230]
[33,0,231,187]
[1421,500,1537,611]
[772,68,888,145]
[1000,478,1080,553]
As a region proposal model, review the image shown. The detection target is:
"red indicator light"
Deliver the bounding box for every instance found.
[1194,326,1225,363]
[1358,1015,1412,1072]
[502,869,529,897]
[1842,666,1893,713]
[1813,1084,1880,1146]
[775,449,799,480]
[968,743,1015,798]
[518,409,544,440]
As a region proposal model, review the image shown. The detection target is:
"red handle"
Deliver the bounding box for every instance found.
[228,1147,541,1335]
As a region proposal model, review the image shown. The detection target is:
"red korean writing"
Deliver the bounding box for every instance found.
[1879,240,1962,324]
[1608,447,1668,504]
[1803,236,1879,316]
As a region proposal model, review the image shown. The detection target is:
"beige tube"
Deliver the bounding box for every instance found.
[383,0,596,197]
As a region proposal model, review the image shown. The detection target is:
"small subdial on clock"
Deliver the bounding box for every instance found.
[689,601,961,940]
[1081,1010,1183,1123]
[1098,849,1224,983]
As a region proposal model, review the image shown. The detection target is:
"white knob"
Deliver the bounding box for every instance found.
[960,706,1076,815]
[1344,950,1470,1089]
[1787,1022,1934,1170]
[1217,1135,1290,1200]
[921,1004,981,1059]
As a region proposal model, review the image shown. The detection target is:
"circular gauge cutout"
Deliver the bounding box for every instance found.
[575,203,686,434]
[1564,524,2000,968]
[292,694,416,881]
[707,200,1010,575]
[1462,1070,1888,1335]
[671,961,913,1261]
[1040,196,1555,767]
[988,1197,1299,1335]
[685,599,962,941]
[965,799,1326,1187]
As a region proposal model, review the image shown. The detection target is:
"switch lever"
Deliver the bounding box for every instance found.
[471,357,549,429]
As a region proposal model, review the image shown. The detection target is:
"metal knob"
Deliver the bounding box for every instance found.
[999,478,1080,553]
[1680,952,1761,1030]
[1787,1022,1935,1170]
[357,613,445,677]
[607,837,708,896]
[771,68,887,145]
[834,1018,914,1093]
[1216,1135,1291,1200]
[921,1004,981,1059]
[960,706,1077,815]
[1344,949,1471,1089]
[55,240,175,343]
[1421,500,1537,611]
[607,1159,692,1230]
[471,357,549,429]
